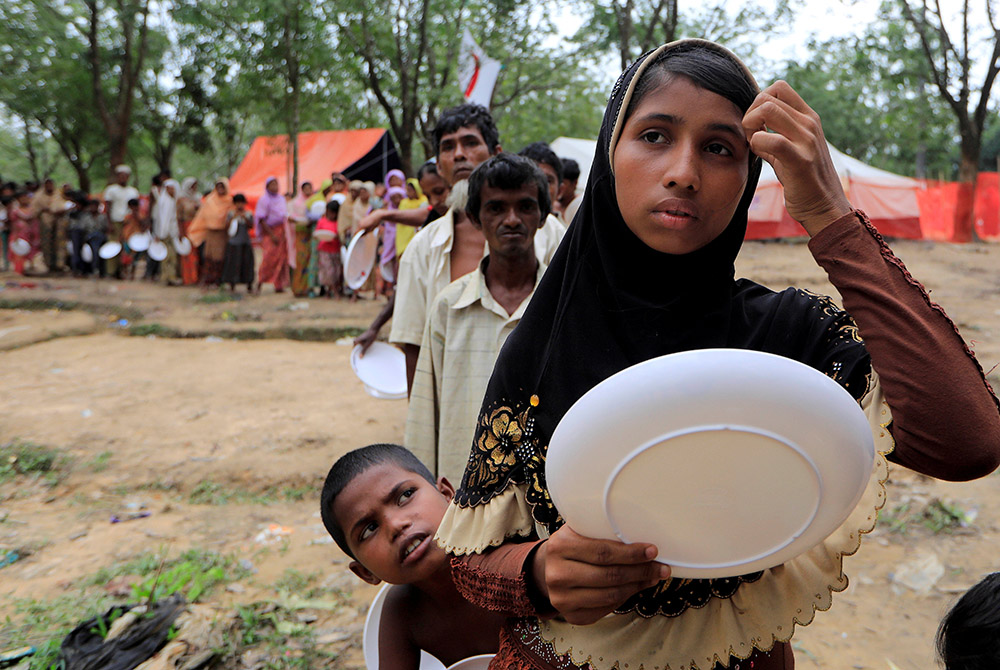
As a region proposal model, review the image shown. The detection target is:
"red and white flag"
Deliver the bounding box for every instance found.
[457,28,502,109]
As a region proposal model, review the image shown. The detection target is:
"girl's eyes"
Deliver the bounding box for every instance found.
[705,142,733,157]
[638,131,734,157]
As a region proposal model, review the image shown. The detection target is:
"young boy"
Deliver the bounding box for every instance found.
[221,194,255,293]
[320,444,502,669]
[120,198,146,280]
[404,153,549,480]
[314,200,342,298]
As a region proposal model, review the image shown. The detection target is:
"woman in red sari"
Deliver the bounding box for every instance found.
[254,177,292,293]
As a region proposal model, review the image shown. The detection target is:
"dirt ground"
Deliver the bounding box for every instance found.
[1,238,999,669]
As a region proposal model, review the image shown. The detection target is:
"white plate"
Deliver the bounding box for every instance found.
[99,241,122,259]
[351,343,407,400]
[309,201,327,222]
[344,229,378,290]
[313,228,336,242]
[173,236,192,256]
[447,655,495,670]
[147,240,168,262]
[546,348,875,579]
[9,238,30,257]
[380,260,395,283]
[81,243,94,263]
[128,232,152,252]
[364,584,446,670]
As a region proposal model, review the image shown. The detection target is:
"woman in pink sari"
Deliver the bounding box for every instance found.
[254,177,292,293]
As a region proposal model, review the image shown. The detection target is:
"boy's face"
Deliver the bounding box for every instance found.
[419,172,449,215]
[333,462,454,586]
[474,180,541,260]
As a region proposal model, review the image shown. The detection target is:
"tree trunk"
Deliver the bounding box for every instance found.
[285,6,300,196]
[72,162,92,194]
[23,122,40,183]
[953,128,982,242]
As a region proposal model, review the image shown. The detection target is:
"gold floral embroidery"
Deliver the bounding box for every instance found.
[456,401,535,507]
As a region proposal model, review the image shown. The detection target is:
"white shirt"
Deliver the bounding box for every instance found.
[103,184,140,223]
[404,258,545,480]
[389,208,563,347]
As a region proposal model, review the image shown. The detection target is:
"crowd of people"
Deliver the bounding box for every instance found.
[0,142,582,304]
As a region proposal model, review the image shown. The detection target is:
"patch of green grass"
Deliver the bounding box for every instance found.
[127,322,180,337]
[1,591,114,666]
[188,480,317,506]
[0,440,67,487]
[88,450,113,472]
[879,497,974,535]
[234,602,340,669]
[0,297,143,322]
[274,568,320,595]
[4,549,251,669]
[196,291,240,304]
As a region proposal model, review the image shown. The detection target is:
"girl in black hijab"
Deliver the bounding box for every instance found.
[436,40,1000,670]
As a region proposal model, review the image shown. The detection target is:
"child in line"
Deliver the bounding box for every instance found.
[120,198,146,280]
[314,200,342,299]
[320,444,502,669]
[221,194,255,293]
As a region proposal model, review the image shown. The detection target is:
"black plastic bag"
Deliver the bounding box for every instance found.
[59,594,187,670]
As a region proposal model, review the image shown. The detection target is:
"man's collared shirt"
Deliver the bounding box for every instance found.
[389,208,563,347]
[404,257,546,480]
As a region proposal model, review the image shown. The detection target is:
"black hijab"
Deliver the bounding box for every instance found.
[453,40,871,618]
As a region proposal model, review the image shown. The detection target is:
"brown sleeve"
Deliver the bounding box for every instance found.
[809,210,1000,481]
[451,540,550,617]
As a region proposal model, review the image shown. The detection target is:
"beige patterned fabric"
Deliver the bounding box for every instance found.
[437,373,893,670]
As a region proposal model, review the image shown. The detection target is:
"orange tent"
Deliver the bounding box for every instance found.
[228,129,402,203]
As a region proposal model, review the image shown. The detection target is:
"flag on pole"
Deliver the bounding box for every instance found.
[457,28,502,109]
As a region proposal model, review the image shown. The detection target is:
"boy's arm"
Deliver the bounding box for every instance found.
[379,588,422,670]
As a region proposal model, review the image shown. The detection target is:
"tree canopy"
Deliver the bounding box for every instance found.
[0,0,997,197]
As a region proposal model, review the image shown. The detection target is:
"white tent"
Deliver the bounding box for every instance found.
[750,142,923,239]
[550,137,597,189]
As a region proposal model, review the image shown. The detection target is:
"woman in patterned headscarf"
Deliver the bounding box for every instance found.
[435,39,1000,670]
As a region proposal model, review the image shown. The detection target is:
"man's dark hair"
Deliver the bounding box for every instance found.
[301,181,313,190]
[937,572,1000,670]
[518,142,563,185]
[432,104,500,157]
[232,194,247,204]
[465,152,551,224]
[127,198,140,208]
[320,443,435,559]
[416,160,439,181]
[561,158,580,183]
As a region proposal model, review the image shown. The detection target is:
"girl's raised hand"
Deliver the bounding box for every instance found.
[530,525,670,625]
[742,81,852,236]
